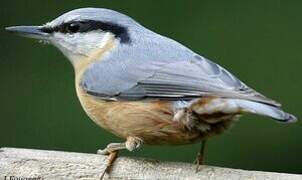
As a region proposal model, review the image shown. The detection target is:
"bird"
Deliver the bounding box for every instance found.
[6,7,297,178]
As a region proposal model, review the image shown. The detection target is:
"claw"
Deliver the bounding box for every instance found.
[195,152,204,172]
[100,151,119,180]
[97,149,110,155]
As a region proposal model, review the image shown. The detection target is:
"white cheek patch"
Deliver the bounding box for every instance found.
[50,33,81,60]
[50,31,114,62]
[52,33,73,50]
[78,31,112,54]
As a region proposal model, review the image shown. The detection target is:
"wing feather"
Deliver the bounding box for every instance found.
[81,33,280,107]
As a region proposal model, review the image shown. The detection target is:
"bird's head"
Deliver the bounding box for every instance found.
[5,8,140,66]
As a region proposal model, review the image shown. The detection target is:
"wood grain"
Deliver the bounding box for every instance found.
[0,147,301,180]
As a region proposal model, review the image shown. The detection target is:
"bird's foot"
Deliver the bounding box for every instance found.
[100,150,119,180]
[97,137,143,179]
[97,143,126,155]
[97,136,143,155]
[194,152,204,172]
[194,139,207,172]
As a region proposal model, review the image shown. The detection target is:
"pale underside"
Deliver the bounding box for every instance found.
[76,84,240,145]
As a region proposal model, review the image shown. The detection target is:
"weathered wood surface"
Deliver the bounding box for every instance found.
[0,147,301,180]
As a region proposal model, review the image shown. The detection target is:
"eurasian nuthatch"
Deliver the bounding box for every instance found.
[6,8,297,176]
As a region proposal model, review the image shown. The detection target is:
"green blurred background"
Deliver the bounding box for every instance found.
[0,0,301,174]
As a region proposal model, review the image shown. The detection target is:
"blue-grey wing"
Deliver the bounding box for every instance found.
[81,34,280,107]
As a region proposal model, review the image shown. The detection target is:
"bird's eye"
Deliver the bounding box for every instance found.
[66,23,81,33]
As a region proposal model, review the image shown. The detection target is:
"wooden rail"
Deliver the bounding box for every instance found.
[0,147,300,179]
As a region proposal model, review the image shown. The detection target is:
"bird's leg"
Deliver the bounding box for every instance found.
[98,137,143,179]
[97,142,126,155]
[195,139,207,172]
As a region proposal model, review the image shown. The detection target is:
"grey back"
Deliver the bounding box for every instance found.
[80,9,279,106]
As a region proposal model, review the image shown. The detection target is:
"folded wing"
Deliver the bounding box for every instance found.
[81,50,280,107]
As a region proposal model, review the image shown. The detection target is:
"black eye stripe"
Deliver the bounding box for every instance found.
[41,20,131,44]
[66,23,81,33]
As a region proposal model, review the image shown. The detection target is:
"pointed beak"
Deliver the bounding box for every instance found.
[5,26,50,39]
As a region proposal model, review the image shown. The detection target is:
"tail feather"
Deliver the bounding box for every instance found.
[232,99,297,123]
